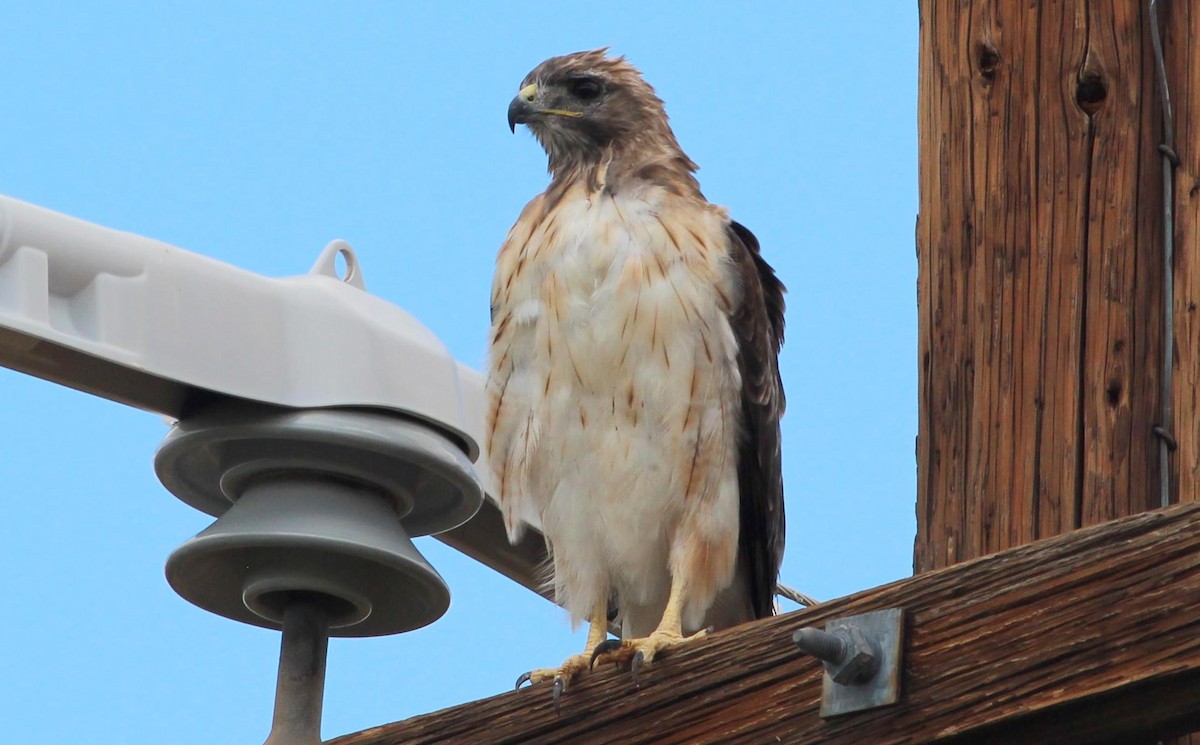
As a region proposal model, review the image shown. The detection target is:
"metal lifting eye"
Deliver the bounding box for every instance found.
[310,239,365,290]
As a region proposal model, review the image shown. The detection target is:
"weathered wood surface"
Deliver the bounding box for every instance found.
[918,3,1199,741]
[332,502,1200,745]
[915,0,1171,573]
[1162,4,1200,739]
[1169,1,1200,507]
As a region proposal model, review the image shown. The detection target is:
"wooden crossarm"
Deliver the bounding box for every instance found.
[332,501,1200,745]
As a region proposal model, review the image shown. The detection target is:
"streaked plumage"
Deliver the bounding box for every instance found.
[487,50,785,686]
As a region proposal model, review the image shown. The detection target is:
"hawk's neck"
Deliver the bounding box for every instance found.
[546,140,704,202]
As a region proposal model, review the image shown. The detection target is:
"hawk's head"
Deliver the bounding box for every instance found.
[508,49,695,180]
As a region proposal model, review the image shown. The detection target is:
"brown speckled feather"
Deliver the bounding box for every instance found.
[488,50,786,635]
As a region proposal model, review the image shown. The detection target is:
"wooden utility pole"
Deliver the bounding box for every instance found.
[1168,4,1200,513]
[917,2,1192,561]
[917,0,1200,741]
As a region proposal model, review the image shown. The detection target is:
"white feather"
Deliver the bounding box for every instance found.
[489,183,743,635]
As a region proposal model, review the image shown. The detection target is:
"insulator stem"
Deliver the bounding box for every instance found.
[264,597,331,745]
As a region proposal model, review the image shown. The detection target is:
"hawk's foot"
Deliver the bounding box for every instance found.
[514,652,594,714]
[587,627,711,686]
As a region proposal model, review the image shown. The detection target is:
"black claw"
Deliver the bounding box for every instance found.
[589,638,624,669]
[515,671,533,690]
[631,651,645,687]
[552,677,564,715]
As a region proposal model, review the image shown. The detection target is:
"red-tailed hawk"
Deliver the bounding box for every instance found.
[487,50,785,704]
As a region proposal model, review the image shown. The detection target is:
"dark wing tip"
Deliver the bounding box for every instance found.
[726,221,786,619]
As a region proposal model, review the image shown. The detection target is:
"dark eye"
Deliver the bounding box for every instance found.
[568,76,603,101]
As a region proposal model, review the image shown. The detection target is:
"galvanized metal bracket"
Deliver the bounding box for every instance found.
[792,607,905,717]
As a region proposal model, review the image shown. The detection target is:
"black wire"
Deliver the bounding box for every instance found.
[1149,0,1177,510]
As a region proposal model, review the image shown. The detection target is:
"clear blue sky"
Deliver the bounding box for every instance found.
[0,3,918,742]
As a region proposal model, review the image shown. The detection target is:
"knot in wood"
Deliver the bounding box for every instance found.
[976,43,1000,82]
[1076,69,1109,114]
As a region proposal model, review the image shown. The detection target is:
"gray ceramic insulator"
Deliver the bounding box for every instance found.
[158,403,483,637]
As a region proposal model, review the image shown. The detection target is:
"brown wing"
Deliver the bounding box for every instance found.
[727,220,786,619]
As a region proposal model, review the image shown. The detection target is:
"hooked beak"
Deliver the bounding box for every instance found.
[508,83,539,133]
[507,82,583,132]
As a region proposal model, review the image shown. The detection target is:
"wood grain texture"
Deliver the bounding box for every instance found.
[1168,1,1200,504]
[917,3,1200,742]
[332,503,1200,745]
[916,1,1167,567]
[1161,6,1200,743]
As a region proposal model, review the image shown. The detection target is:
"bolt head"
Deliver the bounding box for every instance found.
[828,627,881,685]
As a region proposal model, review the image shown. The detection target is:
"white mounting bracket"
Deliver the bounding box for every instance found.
[0,194,474,455]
